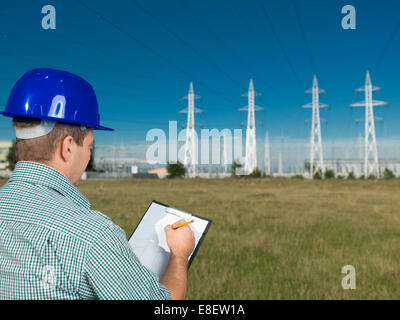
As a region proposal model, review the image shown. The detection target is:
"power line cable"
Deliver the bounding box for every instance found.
[373,21,400,72]
[178,0,287,102]
[228,1,305,136]
[129,0,244,89]
[230,0,272,60]
[291,0,317,75]
[0,33,180,102]
[177,0,253,76]
[257,0,303,91]
[77,1,301,129]
[0,13,169,84]
[76,0,237,105]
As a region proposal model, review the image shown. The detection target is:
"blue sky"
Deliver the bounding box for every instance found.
[0,0,399,161]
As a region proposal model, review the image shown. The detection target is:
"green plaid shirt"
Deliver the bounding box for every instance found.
[0,161,171,300]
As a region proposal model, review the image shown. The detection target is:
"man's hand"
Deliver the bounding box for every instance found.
[160,219,195,300]
[164,219,195,259]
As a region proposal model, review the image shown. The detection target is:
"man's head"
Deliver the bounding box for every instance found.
[0,68,114,185]
[13,117,94,186]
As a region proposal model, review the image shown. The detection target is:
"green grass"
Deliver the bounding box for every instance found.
[5,177,400,299]
[74,178,400,299]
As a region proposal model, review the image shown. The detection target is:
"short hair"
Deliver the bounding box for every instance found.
[12,117,90,163]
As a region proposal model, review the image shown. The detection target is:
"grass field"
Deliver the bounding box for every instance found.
[73,177,400,299]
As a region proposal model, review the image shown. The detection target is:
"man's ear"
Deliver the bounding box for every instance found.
[60,136,74,162]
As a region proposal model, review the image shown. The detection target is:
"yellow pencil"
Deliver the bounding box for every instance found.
[172,220,193,229]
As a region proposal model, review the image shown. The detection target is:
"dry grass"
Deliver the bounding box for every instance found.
[22,177,400,299]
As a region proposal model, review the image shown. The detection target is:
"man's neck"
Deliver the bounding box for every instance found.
[36,160,76,186]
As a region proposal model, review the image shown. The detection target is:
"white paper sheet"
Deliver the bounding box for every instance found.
[128,202,210,278]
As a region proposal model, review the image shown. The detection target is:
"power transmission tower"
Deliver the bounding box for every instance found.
[218,136,227,177]
[239,79,263,175]
[179,82,203,178]
[264,130,271,175]
[351,71,387,178]
[357,132,363,160]
[302,75,327,178]
[278,151,283,175]
[221,132,229,176]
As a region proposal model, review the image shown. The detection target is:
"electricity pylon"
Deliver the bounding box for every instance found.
[239,79,263,175]
[179,82,203,178]
[357,132,363,161]
[351,71,387,178]
[302,75,327,178]
[264,130,271,175]
[221,134,228,176]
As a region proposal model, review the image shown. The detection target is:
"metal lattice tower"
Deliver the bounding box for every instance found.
[221,132,228,175]
[351,71,387,178]
[357,132,363,161]
[179,82,202,178]
[278,151,283,175]
[264,130,271,175]
[239,79,263,175]
[302,75,327,178]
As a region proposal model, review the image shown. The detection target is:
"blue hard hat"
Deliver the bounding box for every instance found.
[0,68,114,131]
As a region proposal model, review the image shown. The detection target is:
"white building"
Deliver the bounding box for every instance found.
[0,141,13,178]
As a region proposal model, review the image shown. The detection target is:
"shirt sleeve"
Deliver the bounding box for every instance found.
[84,221,171,300]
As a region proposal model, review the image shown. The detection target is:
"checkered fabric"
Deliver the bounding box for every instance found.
[0,161,171,300]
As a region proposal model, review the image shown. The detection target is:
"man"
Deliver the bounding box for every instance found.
[0,68,195,299]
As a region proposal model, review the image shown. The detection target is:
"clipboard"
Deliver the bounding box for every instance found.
[128,200,212,278]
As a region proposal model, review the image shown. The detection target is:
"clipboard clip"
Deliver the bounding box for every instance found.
[165,207,193,221]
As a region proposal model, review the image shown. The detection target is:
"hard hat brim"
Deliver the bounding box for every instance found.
[0,111,115,131]
[93,124,114,131]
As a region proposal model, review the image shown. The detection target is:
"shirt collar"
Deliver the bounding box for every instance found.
[9,161,91,209]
